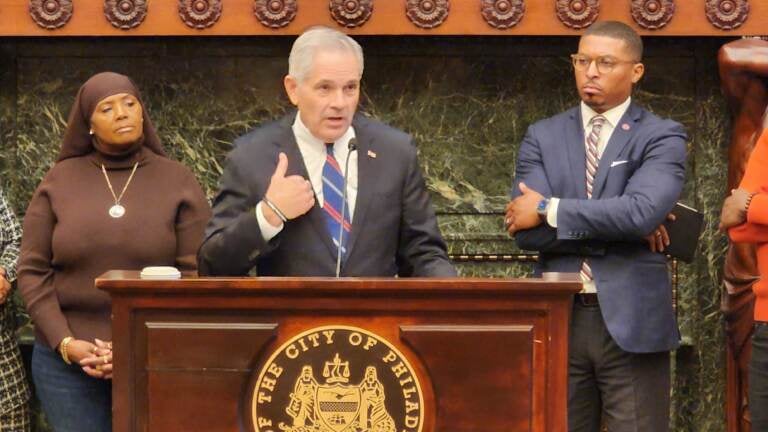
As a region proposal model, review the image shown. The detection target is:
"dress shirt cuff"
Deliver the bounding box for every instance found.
[581,280,597,293]
[547,198,560,228]
[255,201,283,242]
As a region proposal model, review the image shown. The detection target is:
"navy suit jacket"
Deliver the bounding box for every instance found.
[512,103,687,353]
[198,112,456,278]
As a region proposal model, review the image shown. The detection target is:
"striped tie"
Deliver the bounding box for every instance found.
[581,115,606,282]
[322,143,351,259]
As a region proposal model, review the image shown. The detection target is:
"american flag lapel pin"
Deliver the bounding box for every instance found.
[367,150,377,158]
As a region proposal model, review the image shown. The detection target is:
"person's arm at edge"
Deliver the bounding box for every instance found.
[175,167,213,271]
[0,191,22,283]
[17,178,73,349]
[396,139,456,277]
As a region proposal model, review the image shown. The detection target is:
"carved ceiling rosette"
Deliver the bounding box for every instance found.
[330,0,373,28]
[555,0,599,29]
[480,0,524,29]
[179,0,222,29]
[705,0,749,30]
[104,0,148,30]
[630,0,674,29]
[406,0,450,29]
[29,0,73,29]
[254,0,298,29]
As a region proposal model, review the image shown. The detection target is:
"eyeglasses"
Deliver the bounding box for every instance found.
[570,54,638,74]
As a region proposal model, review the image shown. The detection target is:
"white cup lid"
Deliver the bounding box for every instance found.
[140,266,181,279]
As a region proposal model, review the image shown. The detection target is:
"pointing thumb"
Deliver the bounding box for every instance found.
[519,182,530,194]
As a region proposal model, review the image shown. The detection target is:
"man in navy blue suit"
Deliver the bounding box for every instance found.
[198,26,455,278]
[505,21,687,431]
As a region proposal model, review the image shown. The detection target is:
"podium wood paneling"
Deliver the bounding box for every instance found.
[400,325,535,430]
[97,271,581,432]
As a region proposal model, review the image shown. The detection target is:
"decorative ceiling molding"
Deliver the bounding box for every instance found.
[179,0,223,30]
[330,0,373,28]
[29,0,73,30]
[555,0,599,29]
[481,0,525,29]
[104,0,148,30]
[631,0,675,30]
[705,0,748,30]
[406,0,450,29]
[254,0,298,29]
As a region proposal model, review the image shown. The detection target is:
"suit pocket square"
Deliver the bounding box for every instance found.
[610,160,629,168]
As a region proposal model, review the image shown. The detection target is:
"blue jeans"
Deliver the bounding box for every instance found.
[31,343,111,432]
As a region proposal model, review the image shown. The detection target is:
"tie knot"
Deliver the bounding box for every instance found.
[325,142,335,155]
[590,115,606,128]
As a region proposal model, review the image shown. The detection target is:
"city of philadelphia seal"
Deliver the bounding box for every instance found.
[251,325,424,432]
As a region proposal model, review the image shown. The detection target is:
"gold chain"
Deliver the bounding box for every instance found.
[101,162,139,205]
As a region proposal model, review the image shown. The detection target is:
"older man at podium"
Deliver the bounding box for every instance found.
[198,26,455,278]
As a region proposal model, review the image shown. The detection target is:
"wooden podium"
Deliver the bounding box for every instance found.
[97,272,581,432]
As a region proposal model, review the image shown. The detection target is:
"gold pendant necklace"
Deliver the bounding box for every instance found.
[101,162,139,219]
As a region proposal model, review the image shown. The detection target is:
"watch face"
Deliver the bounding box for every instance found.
[537,199,548,212]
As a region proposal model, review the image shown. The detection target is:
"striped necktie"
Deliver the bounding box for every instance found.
[581,115,606,282]
[322,143,351,258]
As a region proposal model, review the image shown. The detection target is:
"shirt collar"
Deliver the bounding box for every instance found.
[580,96,631,130]
[292,112,356,151]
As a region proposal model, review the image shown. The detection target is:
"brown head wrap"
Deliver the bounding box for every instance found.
[57,72,166,161]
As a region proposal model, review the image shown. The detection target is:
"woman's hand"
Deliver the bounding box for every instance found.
[66,339,98,364]
[79,339,113,379]
[720,189,753,231]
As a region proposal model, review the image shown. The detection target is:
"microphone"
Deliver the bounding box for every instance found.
[336,138,358,277]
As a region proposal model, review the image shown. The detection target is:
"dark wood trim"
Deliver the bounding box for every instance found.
[1,0,767,36]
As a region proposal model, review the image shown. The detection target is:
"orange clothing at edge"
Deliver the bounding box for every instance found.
[730,130,768,321]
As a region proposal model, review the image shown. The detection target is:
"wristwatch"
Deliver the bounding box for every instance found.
[536,198,551,221]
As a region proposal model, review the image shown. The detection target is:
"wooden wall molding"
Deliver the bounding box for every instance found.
[253,0,297,29]
[480,0,525,29]
[178,0,222,29]
[329,0,373,28]
[406,0,450,29]
[631,0,676,30]
[28,0,73,29]
[103,0,148,30]
[705,0,749,30]
[0,0,765,36]
[556,0,600,29]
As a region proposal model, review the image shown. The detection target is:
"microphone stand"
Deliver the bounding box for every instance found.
[336,138,358,277]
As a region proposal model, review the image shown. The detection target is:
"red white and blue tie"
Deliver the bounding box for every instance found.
[322,143,352,258]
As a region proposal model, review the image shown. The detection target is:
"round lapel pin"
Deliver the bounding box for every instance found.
[621,123,630,131]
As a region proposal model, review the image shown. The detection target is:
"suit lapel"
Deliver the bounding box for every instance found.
[566,108,588,200]
[344,115,377,261]
[591,104,641,198]
[276,113,337,259]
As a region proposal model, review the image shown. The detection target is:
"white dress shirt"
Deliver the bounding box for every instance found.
[256,113,358,241]
[546,97,631,291]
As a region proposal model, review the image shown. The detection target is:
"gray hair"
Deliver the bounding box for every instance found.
[288,26,364,82]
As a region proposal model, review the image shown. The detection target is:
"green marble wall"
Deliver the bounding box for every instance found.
[0,36,731,431]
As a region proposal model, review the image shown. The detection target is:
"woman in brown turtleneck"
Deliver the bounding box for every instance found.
[18,72,211,432]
